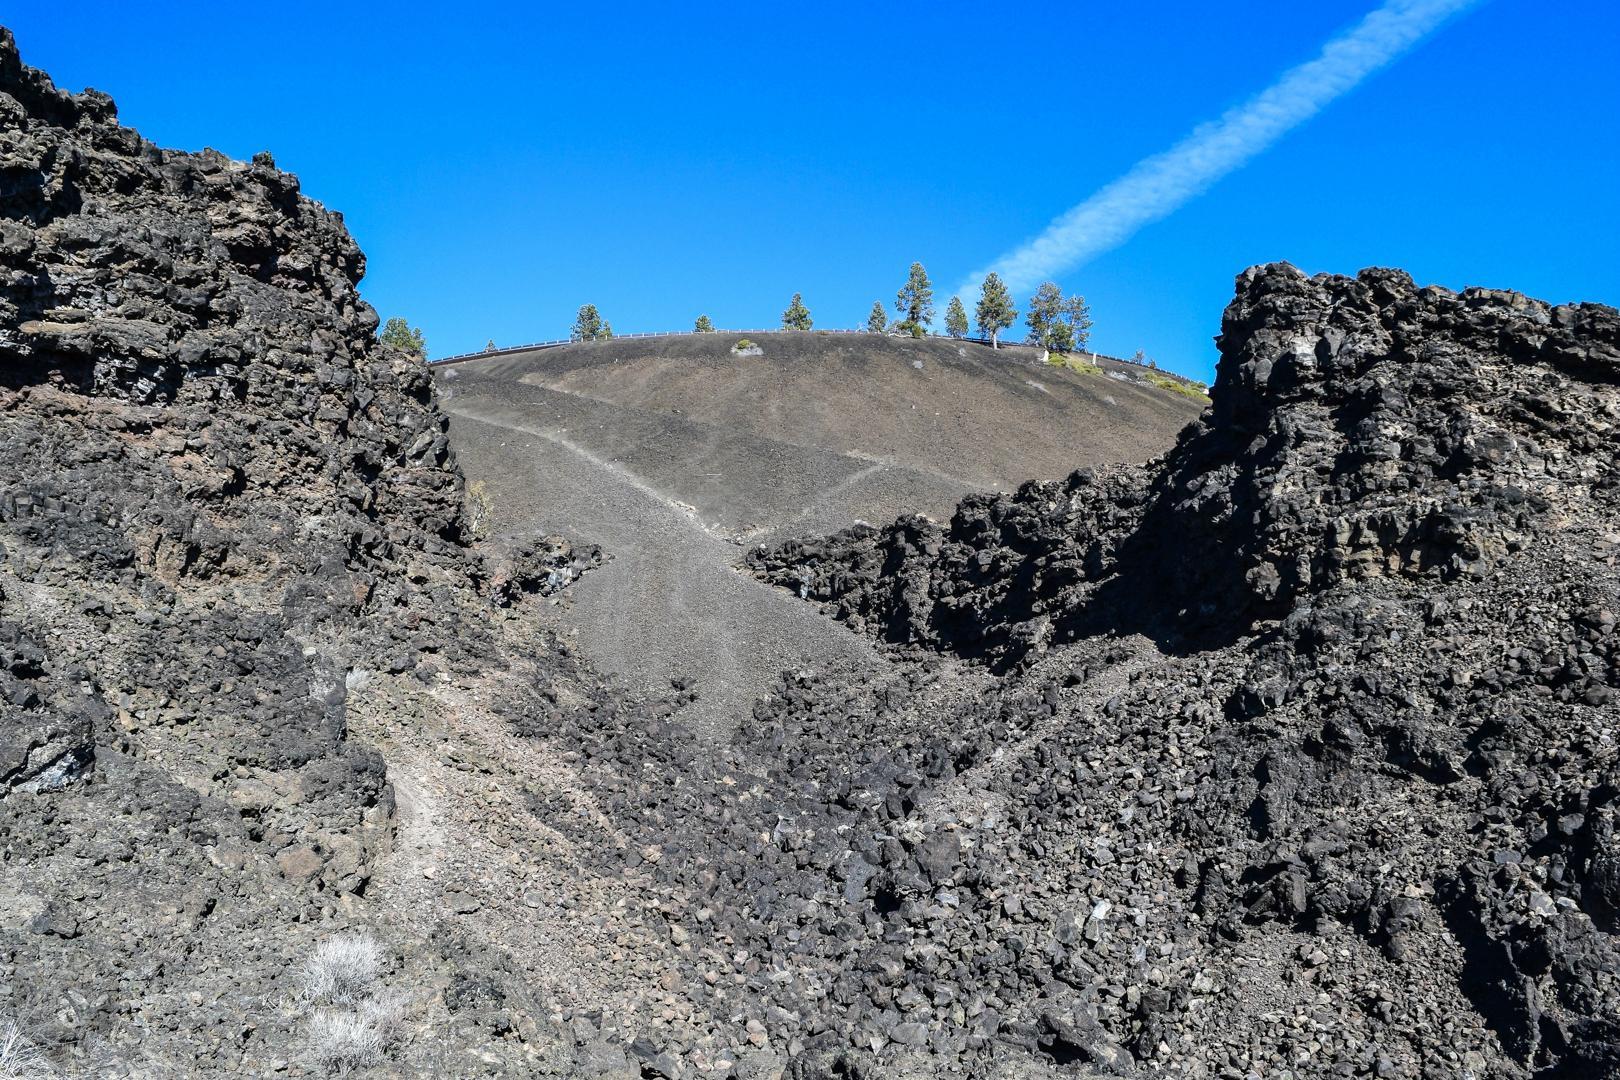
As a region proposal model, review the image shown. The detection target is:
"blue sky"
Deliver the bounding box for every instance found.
[6,1,1616,379]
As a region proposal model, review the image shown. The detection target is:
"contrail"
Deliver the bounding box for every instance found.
[955,0,1482,302]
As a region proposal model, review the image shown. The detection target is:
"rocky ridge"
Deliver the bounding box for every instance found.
[0,28,598,1075]
[728,265,1620,1076]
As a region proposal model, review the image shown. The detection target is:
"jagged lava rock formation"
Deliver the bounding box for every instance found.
[0,28,593,1074]
[741,265,1618,1076]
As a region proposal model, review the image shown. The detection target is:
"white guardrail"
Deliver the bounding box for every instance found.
[427,328,1166,372]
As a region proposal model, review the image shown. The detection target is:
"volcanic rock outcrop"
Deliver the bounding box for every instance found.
[735,265,1619,1076]
[0,28,594,1073]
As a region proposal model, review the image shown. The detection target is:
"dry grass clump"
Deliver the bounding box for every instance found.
[0,1019,49,1080]
[298,933,382,1006]
[295,935,409,1075]
[306,990,407,1076]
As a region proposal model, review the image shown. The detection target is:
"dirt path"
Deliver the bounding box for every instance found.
[442,400,886,739]
[353,678,639,1016]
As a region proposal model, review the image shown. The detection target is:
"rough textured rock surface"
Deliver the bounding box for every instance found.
[0,29,600,1076]
[736,264,1620,1077]
[754,267,1619,667]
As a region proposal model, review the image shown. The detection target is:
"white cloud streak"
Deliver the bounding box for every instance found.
[956,0,1482,302]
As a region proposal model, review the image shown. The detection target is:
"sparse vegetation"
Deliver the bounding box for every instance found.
[295,935,407,1076]
[378,317,426,358]
[1045,352,1103,376]
[0,1019,129,1080]
[944,296,969,339]
[893,262,934,338]
[298,934,382,1007]
[693,314,715,333]
[974,272,1017,349]
[781,293,813,330]
[1143,370,1211,402]
[731,338,763,356]
[466,479,494,540]
[306,994,406,1077]
[570,304,612,342]
[0,1018,48,1080]
[866,301,887,334]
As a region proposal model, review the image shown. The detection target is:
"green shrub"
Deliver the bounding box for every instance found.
[1143,371,1211,403]
[1046,353,1102,376]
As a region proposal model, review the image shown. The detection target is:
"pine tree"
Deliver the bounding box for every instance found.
[571,304,606,342]
[600,321,615,340]
[1063,294,1093,352]
[944,296,969,339]
[866,301,888,334]
[893,262,934,339]
[694,314,715,333]
[782,293,813,331]
[1026,282,1071,352]
[974,273,1016,349]
[485,339,497,352]
[379,317,426,358]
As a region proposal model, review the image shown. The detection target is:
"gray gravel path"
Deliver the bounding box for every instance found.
[443,401,885,738]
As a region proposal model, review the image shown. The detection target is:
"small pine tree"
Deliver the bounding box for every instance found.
[485,339,497,352]
[694,314,715,333]
[1063,294,1093,352]
[866,301,888,334]
[974,273,1016,349]
[1026,282,1071,352]
[893,262,934,339]
[571,304,605,342]
[782,293,813,331]
[944,296,969,339]
[379,317,426,358]
[600,321,615,340]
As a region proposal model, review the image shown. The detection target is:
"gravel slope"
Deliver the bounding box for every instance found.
[435,338,1200,736]
[439,406,887,737]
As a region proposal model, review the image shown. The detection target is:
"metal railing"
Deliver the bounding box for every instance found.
[431,327,887,366]
[433,329,1113,364]
[426,329,1198,388]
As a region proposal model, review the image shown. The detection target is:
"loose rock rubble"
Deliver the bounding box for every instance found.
[735,265,1619,1077]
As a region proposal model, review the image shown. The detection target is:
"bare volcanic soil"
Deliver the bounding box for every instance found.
[435,334,1201,734]
[442,332,1201,536]
[4,25,1620,1080]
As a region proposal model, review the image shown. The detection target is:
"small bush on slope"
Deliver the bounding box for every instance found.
[305,991,407,1077]
[1142,370,1211,402]
[0,1019,49,1080]
[297,934,382,1006]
